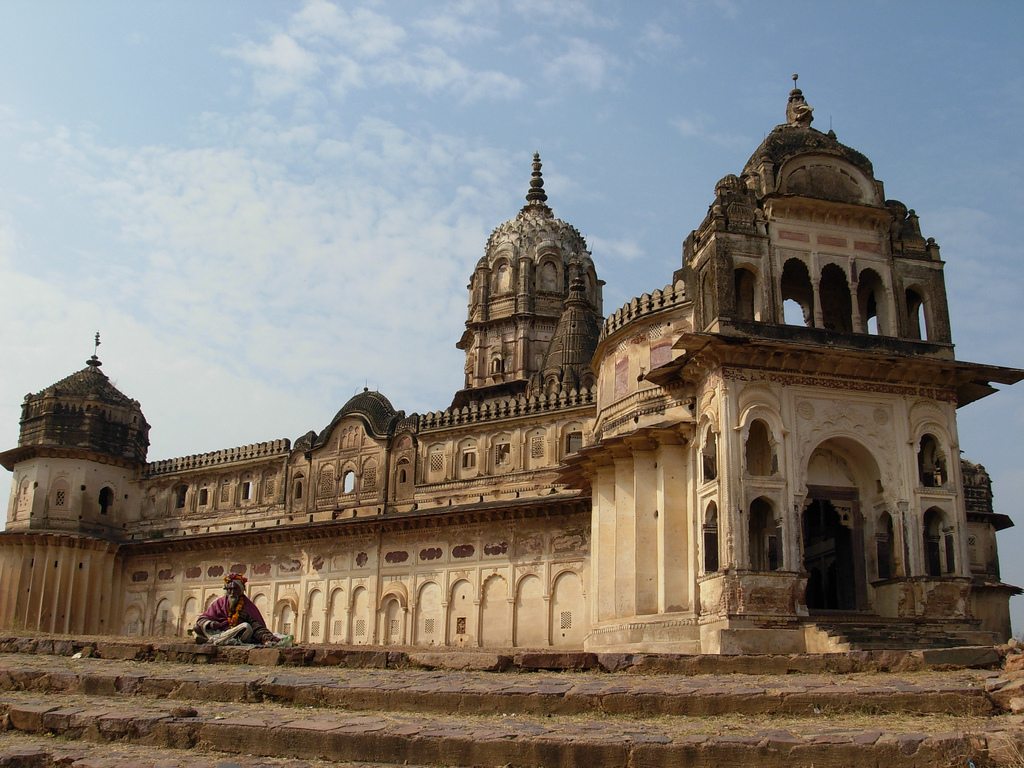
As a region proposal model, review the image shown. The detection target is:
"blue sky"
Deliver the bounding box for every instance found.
[1,1,1023,629]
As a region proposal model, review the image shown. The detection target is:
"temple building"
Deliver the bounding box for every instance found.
[1,86,1020,653]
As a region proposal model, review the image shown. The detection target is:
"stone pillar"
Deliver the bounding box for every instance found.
[542,593,552,646]
[29,541,53,631]
[98,552,119,634]
[73,549,93,634]
[612,449,636,618]
[811,276,823,329]
[629,443,658,616]
[0,543,23,628]
[658,441,691,613]
[592,460,616,622]
[59,545,78,634]
[49,543,69,633]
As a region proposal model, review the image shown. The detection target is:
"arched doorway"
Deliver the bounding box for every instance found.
[801,440,879,613]
[802,491,864,611]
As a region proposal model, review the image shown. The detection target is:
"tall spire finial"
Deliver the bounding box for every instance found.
[87,331,102,369]
[525,152,548,206]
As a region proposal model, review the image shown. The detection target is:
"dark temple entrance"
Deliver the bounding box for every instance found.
[802,487,867,611]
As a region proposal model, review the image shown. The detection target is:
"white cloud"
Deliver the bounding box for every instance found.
[289,1,407,58]
[587,234,644,263]
[372,46,524,101]
[3,112,523,451]
[415,14,499,46]
[543,38,617,91]
[228,33,320,101]
[225,2,524,104]
[638,23,680,50]
[671,114,750,150]
[509,0,616,28]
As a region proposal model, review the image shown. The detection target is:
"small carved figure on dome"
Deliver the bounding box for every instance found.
[786,74,814,128]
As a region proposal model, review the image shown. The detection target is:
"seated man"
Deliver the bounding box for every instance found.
[193,573,276,645]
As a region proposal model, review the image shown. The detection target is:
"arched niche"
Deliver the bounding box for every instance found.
[700,423,718,483]
[748,497,780,571]
[744,419,776,476]
[733,267,758,322]
[923,507,956,577]
[905,286,930,340]
[702,501,719,574]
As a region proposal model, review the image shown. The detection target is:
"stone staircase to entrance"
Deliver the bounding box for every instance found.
[807,616,996,652]
[1,634,1024,767]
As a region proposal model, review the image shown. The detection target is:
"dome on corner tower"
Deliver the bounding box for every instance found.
[742,82,883,208]
[14,354,150,464]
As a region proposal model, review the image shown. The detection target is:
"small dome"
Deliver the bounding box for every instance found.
[742,82,877,204]
[314,389,404,446]
[39,356,137,407]
[17,355,149,463]
[742,124,875,186]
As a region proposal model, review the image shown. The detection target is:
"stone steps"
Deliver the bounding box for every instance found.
[0,657,997,718]
[810,620,996,651]
[0,688,1012,768]
[0,639,1022,767]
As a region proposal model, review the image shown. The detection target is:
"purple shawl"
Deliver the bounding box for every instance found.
[198,594,268,629]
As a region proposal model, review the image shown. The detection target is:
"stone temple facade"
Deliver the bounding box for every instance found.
[2,87,1021,653]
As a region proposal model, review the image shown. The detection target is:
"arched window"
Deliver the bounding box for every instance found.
[733,268,757,322]
[174,485,187,509]
[98,486,114,515]
[701,427,717,482]
[857,268,888,335]
[749,498,781,571]
[906,288,928,340]
[745,420,774,476]
[924,508,955,576]
[876,511,894,580]
[781,259,814,327]
[917,434,946,487]
[342,470,355,493]
[703,502,719,574]
[819,263,853,333]
[294,479,303,500]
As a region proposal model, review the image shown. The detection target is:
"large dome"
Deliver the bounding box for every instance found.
[483,153,591,270]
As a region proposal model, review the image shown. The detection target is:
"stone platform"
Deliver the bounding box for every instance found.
[2,635,1024,767]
